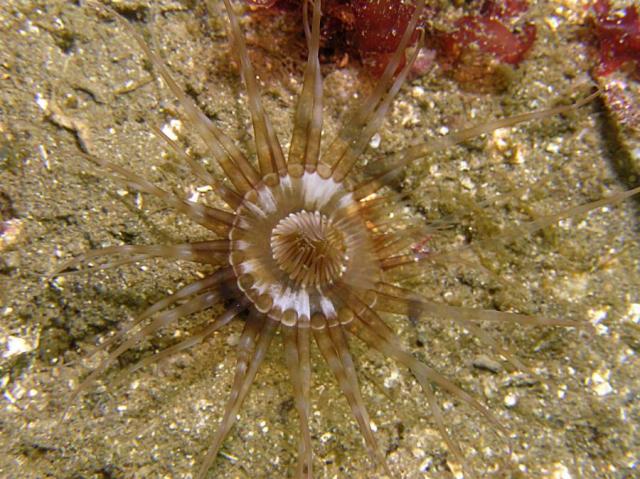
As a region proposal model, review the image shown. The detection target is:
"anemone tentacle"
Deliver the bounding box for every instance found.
[288,0,323,175]
[283,322,313,478]
[149,123,244,209]
[108,0,260,195]
[196,314,278,479]
[319,0,426,180]
[217,0,286,178]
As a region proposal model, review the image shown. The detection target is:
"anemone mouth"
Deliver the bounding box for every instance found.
[228,171,380,326]
[271,210,347,288]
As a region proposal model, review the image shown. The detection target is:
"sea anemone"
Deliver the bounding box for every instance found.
[38,1,640,478]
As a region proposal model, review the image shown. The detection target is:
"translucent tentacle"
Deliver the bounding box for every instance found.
[52,254,149,277]
[354,91,601,198]
[218,0,286,180]
[312,314,390,476]
[347,312,509,471]
[380,185,640,284]
[375,281,584,328]
[422,374,471,478]
[383,248,512,298]
[77,269,235,369]
[52,240,230,277]
[90,1,258,195]
[318,0,425,179]
[458,319,532,375]
[84,152,235,235]
[338,289,508,437]
[130,299,247,372]
[373,227,435,260]
[65,287,224,419]
[283,320,313,479]
[196,315,278,479]
[150,124,243,209]
[331,30,426,183]
[337,288,476,476]
[288,0,323,177]
[63,268,234,388]
[518,185,640,234]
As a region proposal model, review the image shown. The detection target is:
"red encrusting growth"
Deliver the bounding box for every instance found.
[245,0,427,75]
[245,0,536,89]
[341,0,418,74]
[435,0,536,67]
[433,0,536,91]
[590,0,640,78]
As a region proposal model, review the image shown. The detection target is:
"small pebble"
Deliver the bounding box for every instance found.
[504,392,518,407]
[472,355,503,373]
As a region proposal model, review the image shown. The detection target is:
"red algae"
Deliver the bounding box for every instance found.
[435,0,536,67]
[590,0,640,78]
[245,0,427,74]
[245,0,536,91]
[343,0,418,74]
[433,0,536,91]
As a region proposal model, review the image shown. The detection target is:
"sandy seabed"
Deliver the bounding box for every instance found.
[1,1,639,478]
